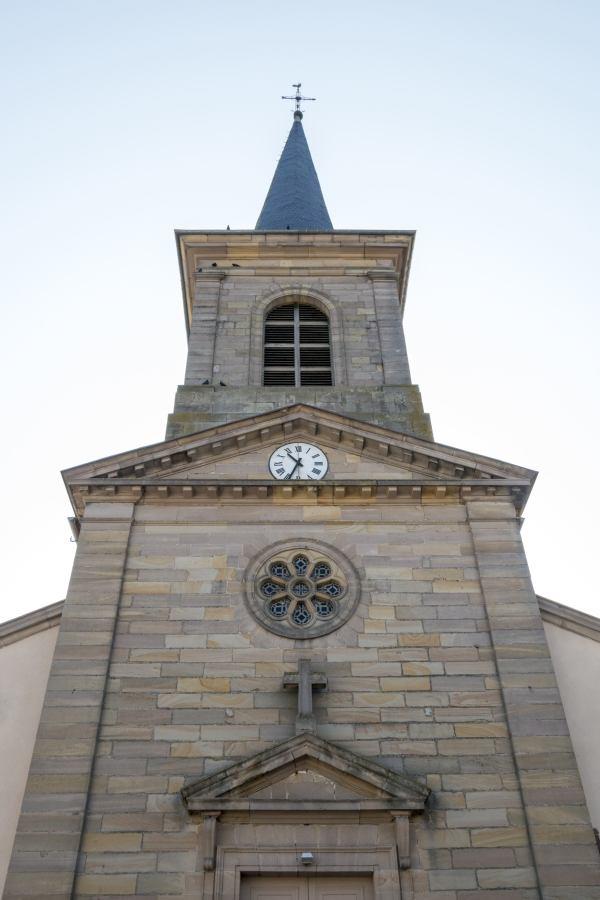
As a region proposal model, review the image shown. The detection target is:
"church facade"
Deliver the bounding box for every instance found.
[3,103,600,898]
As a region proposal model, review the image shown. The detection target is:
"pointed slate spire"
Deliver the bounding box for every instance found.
[256,111,333,231]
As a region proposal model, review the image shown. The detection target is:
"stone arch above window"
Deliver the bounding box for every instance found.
[263,302,332,387]
[249,288,347,387]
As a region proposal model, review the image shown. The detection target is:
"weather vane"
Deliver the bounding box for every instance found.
[282,82,315,119]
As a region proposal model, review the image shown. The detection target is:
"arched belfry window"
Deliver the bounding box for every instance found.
[263,303,332,386]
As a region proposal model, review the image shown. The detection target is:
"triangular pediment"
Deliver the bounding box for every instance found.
[181,732,429,812]
[63,403,536,487]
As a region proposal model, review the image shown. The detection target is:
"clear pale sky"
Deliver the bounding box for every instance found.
[1,1,598,620]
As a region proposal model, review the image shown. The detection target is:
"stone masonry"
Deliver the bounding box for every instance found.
[6,210,600,898]
[167,230,432,440]
[167,384,432,440]
[6,475,600,897]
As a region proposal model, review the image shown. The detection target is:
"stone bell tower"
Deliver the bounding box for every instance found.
[6,90,600,900]
[167,100,431,440]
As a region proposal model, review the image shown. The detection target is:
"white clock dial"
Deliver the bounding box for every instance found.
[268,443,329,481]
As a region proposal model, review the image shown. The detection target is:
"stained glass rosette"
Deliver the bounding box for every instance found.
[257,552,346,629]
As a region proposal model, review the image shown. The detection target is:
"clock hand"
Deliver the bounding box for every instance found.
[284,460,300,480]
[286,450,301,464]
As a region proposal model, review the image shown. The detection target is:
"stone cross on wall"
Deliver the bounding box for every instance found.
[283,658,327,734]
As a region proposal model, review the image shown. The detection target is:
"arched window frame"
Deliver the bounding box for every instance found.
[249,289,346,387]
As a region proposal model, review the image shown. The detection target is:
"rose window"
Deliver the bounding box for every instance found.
[245,541,359,639]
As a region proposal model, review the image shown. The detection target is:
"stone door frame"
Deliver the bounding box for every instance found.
[182,732,429,899]
[218,846,397,899]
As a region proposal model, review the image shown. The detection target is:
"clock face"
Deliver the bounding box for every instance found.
[268,443,329,481]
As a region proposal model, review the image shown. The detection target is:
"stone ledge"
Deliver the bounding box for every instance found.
[0,600,63,648]
[67,479,530,520]
[538,595,600,644]
[167,385,433,442]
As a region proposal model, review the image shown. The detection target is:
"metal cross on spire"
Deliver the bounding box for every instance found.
[282,82,316,120]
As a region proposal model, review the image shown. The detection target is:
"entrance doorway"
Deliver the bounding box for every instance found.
[241,874,374,900]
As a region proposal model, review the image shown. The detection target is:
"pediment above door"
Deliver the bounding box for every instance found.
[181,732,429,871]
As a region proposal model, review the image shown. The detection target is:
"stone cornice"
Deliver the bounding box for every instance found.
[367,269,399,281]
[0,600,63,648]
[193,270,226,282]
[67,478,531,519]
[176,230,415,334]
[62,406,536,518]
[63,405,535,486]
[538,595,600,643]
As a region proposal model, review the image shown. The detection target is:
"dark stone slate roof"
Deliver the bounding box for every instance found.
[256,115,333,231]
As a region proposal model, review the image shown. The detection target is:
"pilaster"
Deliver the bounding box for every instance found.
[4,502,135,900]
[368,271,412,384]
[184,271,226,385]
[467,500,600,898]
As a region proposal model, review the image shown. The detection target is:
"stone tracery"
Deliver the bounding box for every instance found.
[245,540,359,639]
[259,551,345,629]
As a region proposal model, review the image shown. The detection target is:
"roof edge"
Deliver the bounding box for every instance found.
[538,595,600,643]
[174,229,417,236]
[61,402,537,483]
[0,600,64,648]
[174,229,417,337]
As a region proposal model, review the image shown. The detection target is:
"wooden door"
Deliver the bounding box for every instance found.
[240,875,374,900]
[309,876,374,900]
[241,876,305,900]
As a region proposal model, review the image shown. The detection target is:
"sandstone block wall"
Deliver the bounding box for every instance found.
[166,384,433,440]
[8,495,597,897]
[183,274,410,390]
[4,503,135,899]
[170,249,433,440]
